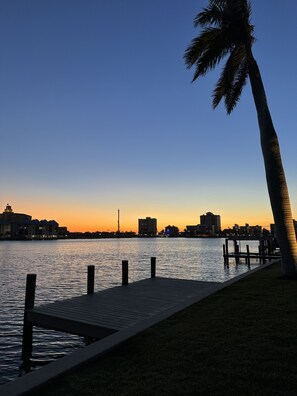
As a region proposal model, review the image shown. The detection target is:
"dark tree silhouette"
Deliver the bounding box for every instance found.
[184,0,297,275]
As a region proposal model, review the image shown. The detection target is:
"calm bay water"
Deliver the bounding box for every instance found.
[0,237,260,385]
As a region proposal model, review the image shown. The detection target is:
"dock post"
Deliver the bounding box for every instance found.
[234,240,240,264]
[258,245,262,264]
[236,243,240,264]
[151,257,156,278]
[22,274,36,365]
[246,245,250,266]
[268,239,272,261]
[225,239,229,265]
[122,260,128,285]
[223,244,226,265]
[87,265,95,294]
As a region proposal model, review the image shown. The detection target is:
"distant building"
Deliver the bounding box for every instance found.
[186,212,221,236]
[0,204,32,239]
[0,204,63,239]
[58,226,69,238]
[138,217,157,236]
[165,225,179,237]
[232,223,262,238]
[24,219,59,239]
[185,225,197,236]
[200,212,221,234]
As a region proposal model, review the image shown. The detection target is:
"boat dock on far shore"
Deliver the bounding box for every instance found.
[223,238,280,265]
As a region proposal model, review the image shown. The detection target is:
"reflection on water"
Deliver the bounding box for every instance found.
[0,238,260,384]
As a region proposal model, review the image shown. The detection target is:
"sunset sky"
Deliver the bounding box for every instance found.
[1,0,296,232]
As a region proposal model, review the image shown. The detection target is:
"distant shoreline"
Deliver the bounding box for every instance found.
[0,235,263,241]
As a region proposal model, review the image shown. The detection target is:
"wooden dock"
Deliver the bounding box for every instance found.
[223,238,280,265]
[26,277,221,338]
[3,260,277,396]
[21,258,222,365]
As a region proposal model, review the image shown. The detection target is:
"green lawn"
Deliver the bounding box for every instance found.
[30,262,297,395]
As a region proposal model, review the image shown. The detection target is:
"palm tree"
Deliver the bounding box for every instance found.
[184,0,297,276]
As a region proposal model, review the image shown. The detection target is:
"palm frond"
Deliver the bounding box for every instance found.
[225,59,248,113]
[212,45,245,108]
[194,4,225,28]
[184,27,232,76]
[241,0,252,19]
[191,42,230,81]
[184,0,255,113]
[209,0,228,6]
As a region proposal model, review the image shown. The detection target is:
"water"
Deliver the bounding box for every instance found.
[0,237,260,385]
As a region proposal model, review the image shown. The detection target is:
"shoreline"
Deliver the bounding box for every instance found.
[0,235,265,241]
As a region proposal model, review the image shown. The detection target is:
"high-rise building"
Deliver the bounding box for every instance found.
[138,217,157,236]
[199,212,221,234]
[0,204,60,239]
[0,204,32,238]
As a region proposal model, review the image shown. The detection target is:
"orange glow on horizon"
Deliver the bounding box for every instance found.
[62,217,276,233]
[2,201,294,234]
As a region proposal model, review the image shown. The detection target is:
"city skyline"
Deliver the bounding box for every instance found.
[1,1,296,232]
[0,203,281,234]
[0,201,277,232]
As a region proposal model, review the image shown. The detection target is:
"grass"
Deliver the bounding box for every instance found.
[30,262,297,395]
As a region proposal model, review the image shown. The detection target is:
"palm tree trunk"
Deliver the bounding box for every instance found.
[248,52,297,276]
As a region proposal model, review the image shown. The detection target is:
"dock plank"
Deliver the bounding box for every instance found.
[27,277,222,338]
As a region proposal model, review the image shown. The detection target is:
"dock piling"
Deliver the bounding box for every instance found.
[22,274,36,364]
[246,245,250,266]
[234,240,240,264]
[222,239,278,265]
[260,240,266,264]
[151,257,156,278]
[225,239,229,265]
[122,260,129,285]
[87,265,95,294]
[268,240,272,261]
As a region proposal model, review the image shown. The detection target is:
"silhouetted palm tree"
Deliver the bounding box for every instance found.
[184,0,297,275]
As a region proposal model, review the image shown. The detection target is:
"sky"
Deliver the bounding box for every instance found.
[1,0,296,232]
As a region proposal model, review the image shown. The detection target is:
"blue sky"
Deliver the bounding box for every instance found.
[1,0,296,231]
